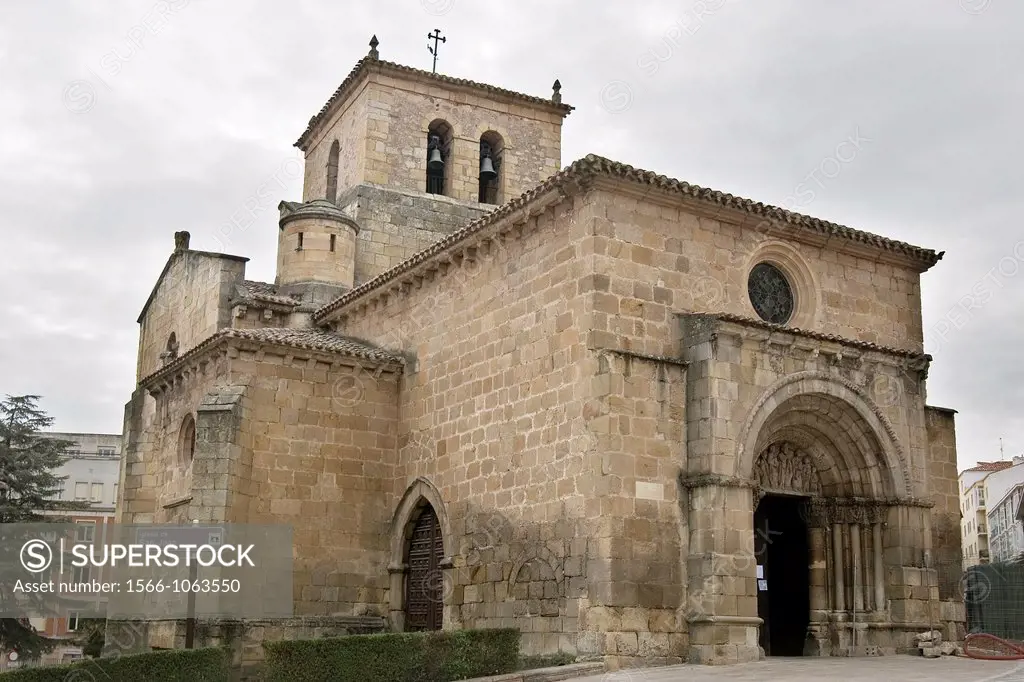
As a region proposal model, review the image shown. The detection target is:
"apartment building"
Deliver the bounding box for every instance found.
[985,456,1024,563]
[960,460,1015,570]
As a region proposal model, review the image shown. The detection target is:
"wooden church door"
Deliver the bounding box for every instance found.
[404,505,444,630]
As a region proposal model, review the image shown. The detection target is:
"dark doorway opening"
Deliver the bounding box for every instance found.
[754,494,810,656]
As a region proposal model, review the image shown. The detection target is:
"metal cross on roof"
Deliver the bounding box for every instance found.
[427,29,446,74]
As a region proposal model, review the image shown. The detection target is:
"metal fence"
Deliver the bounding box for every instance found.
[965,561,1024,640]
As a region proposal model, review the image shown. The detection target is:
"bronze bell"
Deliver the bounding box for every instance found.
[479,154,497,181]
[428,148,444,170]
[427,136,444,170]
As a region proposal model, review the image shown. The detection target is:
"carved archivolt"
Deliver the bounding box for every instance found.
[734,371,911,497]
[753,442,822,495]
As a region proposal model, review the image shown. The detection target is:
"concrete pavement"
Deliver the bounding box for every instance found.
[579,657,1024,681]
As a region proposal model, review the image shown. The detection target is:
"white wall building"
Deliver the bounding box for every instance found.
[985,456,1024,564]
[959,460,1015,571]
[44,432,123,517]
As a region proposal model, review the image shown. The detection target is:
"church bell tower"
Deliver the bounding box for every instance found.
[275,35,574,292]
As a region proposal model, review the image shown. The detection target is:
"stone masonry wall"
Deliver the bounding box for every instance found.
[302,80,369,202]
[336,191,599,657]
[583,188,932,491]
[276,215,358,287]
[119,351,232,526]
[136,251,246,381]
[361,76,563,204]
[584,189,926,354]
[300,71,564,208]
[226,346,401,618]
[336,183,490,286]
[925,406,963,599]
[575,350,689,668]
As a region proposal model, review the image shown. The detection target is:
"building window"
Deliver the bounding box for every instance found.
[90,483,103,503]
[748,262,795,325]
[326,140,340,203]
[74,482,88,501]
[113,483,118,503]
[67,612,80,632]
[330,234,336,252]
[97,447,115,456]
[426,119,452,196]
[178,414,197,466]
[72,563,90,585]
[296,232,303,251]
[76,521,95,543]
[478,131,504,205]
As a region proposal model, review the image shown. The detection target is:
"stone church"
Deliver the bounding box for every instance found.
[113,37,966,668]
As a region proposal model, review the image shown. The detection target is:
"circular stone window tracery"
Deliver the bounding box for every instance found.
[748,262,795,325]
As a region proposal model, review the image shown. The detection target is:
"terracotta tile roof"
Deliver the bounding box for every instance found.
[139,327,402,388]
[698,312,929,359]
[222,327,400,361]
[313,154,945,323]
[964,461,1015,473]
[295,57,574,151]
[233,281,301,308]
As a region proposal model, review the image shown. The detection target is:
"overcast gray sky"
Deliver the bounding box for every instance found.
[1,1,1020,471]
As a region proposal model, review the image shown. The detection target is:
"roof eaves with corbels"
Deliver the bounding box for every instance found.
[312,154,946,324]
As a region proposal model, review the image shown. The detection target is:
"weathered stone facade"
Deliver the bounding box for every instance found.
[112,39,964,671]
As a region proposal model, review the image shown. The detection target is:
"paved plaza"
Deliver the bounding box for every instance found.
[586,657,1024,681]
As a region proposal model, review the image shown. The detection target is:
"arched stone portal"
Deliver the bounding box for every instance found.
[388,478,454,632]
[743,379,902,657]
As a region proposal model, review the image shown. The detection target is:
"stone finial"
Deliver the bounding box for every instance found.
[174,231,190,251]
[552,79,562,104]
[368,35,379,60]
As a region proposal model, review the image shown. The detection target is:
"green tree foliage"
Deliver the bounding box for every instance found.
[0,395,80,523]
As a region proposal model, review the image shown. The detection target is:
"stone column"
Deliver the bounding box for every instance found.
[808,527,828,615]
[804,501,832,656]
[832,523,845,611]
[873,523,885,612]
[851,524,864,612]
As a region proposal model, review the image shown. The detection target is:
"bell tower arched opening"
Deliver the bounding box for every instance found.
[478,131,504,205]
[426,120,453,196]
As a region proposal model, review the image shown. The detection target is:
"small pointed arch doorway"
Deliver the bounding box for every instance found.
[389,477,453,632]
[404,503,444,631]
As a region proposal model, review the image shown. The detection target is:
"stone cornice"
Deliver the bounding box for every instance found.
[681,312,931,370]
[278,200,361,233]
[591,346,689,368]
[580,158,943,271]
[141,329,404,395]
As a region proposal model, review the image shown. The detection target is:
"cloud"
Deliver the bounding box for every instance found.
[0,0,1019,469]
